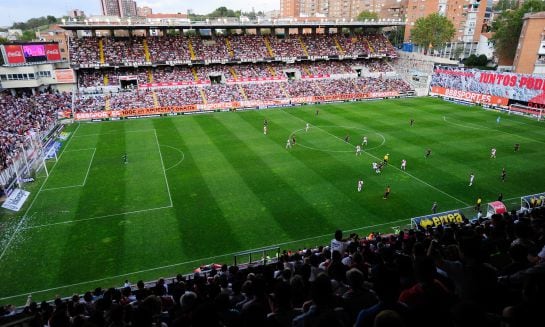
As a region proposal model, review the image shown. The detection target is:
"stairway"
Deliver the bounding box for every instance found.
[229,66,238,80]
[152,91,159,107]
[263,36,275,57]
[238,84,248,100]
[143,38,151,62]
[199,88,208,104]
[225,37,235,58]
[188,38,197,60]
[98,39,105,64]
[334,36,345,55]
[191,67,199,81]
[298,36,309,57]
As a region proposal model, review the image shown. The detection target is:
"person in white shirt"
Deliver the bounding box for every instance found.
[356,145,362,156]
[357,179,364,192]
[401,159,407,171]
[330,230,350,259]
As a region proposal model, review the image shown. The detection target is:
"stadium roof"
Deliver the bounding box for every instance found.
[60,19,405,31]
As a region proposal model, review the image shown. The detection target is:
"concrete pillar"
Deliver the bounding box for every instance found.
[284,27,289,35]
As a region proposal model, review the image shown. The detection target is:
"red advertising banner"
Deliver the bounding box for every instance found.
[430,86,509,106]
[54,69,75,83]
[74,92,401,121]
[3,45,25,64]
[74,105,198,120]
[45,44,61,61]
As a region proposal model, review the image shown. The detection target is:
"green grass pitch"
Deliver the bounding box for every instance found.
[1,97,545,304]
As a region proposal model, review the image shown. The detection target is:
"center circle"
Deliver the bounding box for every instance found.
[290,125,386,153]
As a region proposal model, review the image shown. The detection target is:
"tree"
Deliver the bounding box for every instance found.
[410,13,455,53]
[0,37,8,44]
[21,30,35,41]
[356,11,379,21]
[492,0,545,62]
[493,0,518,11]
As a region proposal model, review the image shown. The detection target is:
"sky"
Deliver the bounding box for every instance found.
[0,0,279,27]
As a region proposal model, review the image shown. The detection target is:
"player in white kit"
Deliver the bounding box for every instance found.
[357,179,364,192]
[356,145,362,155]
[401,159,407,171]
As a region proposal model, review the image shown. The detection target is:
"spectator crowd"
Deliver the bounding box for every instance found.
[0,91,71,172]
[69,34,398,65]
[2,207,544,327]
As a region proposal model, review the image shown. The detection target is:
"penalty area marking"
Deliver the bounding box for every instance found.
[71,129,157,138]
[40,148,97,192]
[0,123,81,262]
[289,125,386,153]
[160,145,185,171]
[0,217,410,301]
[22,205,173,230]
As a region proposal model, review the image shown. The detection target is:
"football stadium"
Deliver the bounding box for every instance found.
[1,8,545,327]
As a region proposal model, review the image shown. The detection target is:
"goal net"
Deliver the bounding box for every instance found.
[508,103,544,121]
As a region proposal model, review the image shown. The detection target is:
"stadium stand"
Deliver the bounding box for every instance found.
[0,92,71,172]
[2,208,544,327]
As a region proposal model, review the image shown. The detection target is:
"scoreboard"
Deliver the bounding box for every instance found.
[1,42,62,65]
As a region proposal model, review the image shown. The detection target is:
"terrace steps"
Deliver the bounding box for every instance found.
[105,97,111,111]
[302,65,312,76]
[238,84,248,101]
[264,36,275,57]
[225,38,235,58]
[191,67,199,81]
[229,67,238,79]
[279,83,289,98]
[298,36,309,57]
[143,38,151,62]
[152,91,159,107]
[199,88,208,104]
[103,74,109,86]
[333,36,345,55]
[267,65,277,77]
[98,39,105,64]
[188,39,197,60]
[147,68,153,83]
[365,37,375,54]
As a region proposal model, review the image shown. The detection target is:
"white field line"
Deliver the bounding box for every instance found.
[81,148,97,186]
[282,109,470,206]
[0,124,81,262]
[64,148,97,152]
[154,130,173,207]
[41,185,84,191]
[160,145,185,171]
[443,116,545,145]
[22,205,173,230]
[0,217,411,301]
[72,129,156,138]
[40,148,96,191]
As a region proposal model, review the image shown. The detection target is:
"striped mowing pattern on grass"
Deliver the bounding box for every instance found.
[0,97,544,304]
